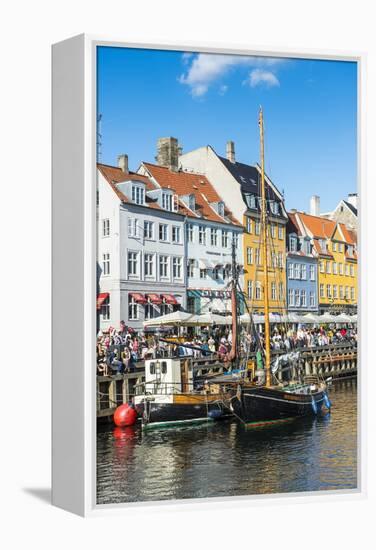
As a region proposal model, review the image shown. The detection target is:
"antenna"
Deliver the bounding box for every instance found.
[97,113,102,162]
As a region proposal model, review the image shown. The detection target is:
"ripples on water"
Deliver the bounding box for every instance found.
[96,379,358,505]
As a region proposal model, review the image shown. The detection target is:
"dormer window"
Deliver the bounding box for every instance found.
[218,202,225,217]
[348,245,354,257]
[289,235,297,252]
[189,195,195,211]
[162,192,173,211]
[270,201,279,215]
[132,185,145,205]
[246,194,257,209]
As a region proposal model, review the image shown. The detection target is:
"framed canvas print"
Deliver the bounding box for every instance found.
[52,35,364,516]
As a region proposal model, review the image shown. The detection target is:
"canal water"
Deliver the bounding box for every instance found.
[96,379,358,505]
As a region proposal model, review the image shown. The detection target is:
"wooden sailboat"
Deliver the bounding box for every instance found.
[228,108,330,426]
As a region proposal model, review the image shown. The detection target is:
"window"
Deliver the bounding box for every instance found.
[210,228,217,246]
[102,219,110,237]
[200,268,207,279]
[172,257,182,279]
[187,224,194,242]
[271,253,277,268]
[301,264,307,280]
[187,259,195,278]
[101,296,110,320]
[288,288,294,306]
[310,265,315,281]
[271,223,276,238]
[172,226,181,243]
[294,263,300,279]
[309,292,315,307]
[278,252,283,268]
[128,296,138,320]
[288,263,294,279]
[339,243,344,252]
[255,221,261,235]
[145,303,157,320]
[326,284,332,298]
[128,218,139,238]
[271,282,277,300]
[301,290,307,307]
[255,249,261,265]
[320,284,324,299]
[247,280,253,299]
[255,283,261,300]
[247,247,253,265]
[103,253,110,275]
[333,285,338,299]
[221,230,228,247]
[199,226,206,245]
[247,194,257,209]
[144,221,154,239]
[345,286,350,299]
[345,264,350,276]
[212,267,220,280]
[326,261,331,274]
[218,202,225,217]
[247,217,253,233]
[304,240,311,254]
[278,225,283,240]
[159,224,168,242]
[348,245,354,257]
[333,262,338,275]
[295,289,300,306]
[144,254,154,277]
[270,201,279,215]
[162,192,173,211]
[351,287,355,301]
[132,185,144,205]
[127,252,138,276]
[339,285,344,299]
[289,236,297,252]
[279,283,284,300]
[350,265,355,277]
[233,233,239,248]
[333,242,337,252]
[320,261,325,273]
[159,256,169,278]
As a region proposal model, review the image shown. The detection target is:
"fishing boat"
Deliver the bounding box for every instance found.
[225,108,331,427]
[133,353,232,429]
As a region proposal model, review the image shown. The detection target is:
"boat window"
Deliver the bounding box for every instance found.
[150,362,155,374]
[161,361,167,374]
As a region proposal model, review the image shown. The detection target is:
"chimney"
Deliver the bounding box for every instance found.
[347,193,358,209]
[226,140,235,163]
[117,154,129,173]
[156,137,179,172]
[310,195,320,216]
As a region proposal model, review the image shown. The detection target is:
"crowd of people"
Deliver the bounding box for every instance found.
[97,321,357,375]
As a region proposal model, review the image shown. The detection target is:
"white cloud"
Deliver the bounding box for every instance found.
[179,53,284,97]
[247,69,280,88]
[218,84,228,95]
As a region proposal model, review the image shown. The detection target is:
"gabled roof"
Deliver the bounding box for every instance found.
[142,162,241,226]
[342,200,357,216]
[97,163,162,211]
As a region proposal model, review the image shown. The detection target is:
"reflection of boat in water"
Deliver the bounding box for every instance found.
[133,357,231,429]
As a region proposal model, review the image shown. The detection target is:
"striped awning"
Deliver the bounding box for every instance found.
[97,292,109,310]
[129,292,147,304]
[147,293,163,305]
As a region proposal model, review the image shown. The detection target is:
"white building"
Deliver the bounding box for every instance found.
[97,156,186,332]
[320,193,358,232]
[138,138,244,315]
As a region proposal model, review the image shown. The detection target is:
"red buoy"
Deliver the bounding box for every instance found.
[113,403,137,427]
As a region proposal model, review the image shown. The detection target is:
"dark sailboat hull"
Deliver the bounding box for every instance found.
[230,386,326,425]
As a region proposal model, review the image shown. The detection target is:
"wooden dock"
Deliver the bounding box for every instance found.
[97,342,357,418]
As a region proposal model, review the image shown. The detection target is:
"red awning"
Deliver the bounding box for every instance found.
[162,294,178,305]
[129,292,147,304]
[97,292,109,310]
[147,293,163,305]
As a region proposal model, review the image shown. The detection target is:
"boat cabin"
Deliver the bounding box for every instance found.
[144,357,194,395]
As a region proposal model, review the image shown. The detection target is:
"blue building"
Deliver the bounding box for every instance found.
[286,212,318,313]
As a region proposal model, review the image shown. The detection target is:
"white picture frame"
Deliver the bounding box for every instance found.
[52,34,366,517]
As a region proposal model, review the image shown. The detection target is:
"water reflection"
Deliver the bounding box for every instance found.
[97,379,357,504]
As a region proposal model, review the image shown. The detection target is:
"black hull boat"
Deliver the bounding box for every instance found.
[135,395,228,429]
[230,384,330,427]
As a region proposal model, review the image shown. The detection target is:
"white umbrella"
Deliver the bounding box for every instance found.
[334,313,352,323]
[301,313,320,324]
[319,313,336,323]
[143,310,199,327]
[194,312,229,325]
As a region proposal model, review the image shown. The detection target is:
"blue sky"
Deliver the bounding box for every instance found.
[97,46,357,212]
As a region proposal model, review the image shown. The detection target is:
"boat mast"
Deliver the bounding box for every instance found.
[259,107,272,387]
[228,238,239,363]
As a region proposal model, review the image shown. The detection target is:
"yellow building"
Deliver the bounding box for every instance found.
[241,168,288,314]
[294,212,357,314]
